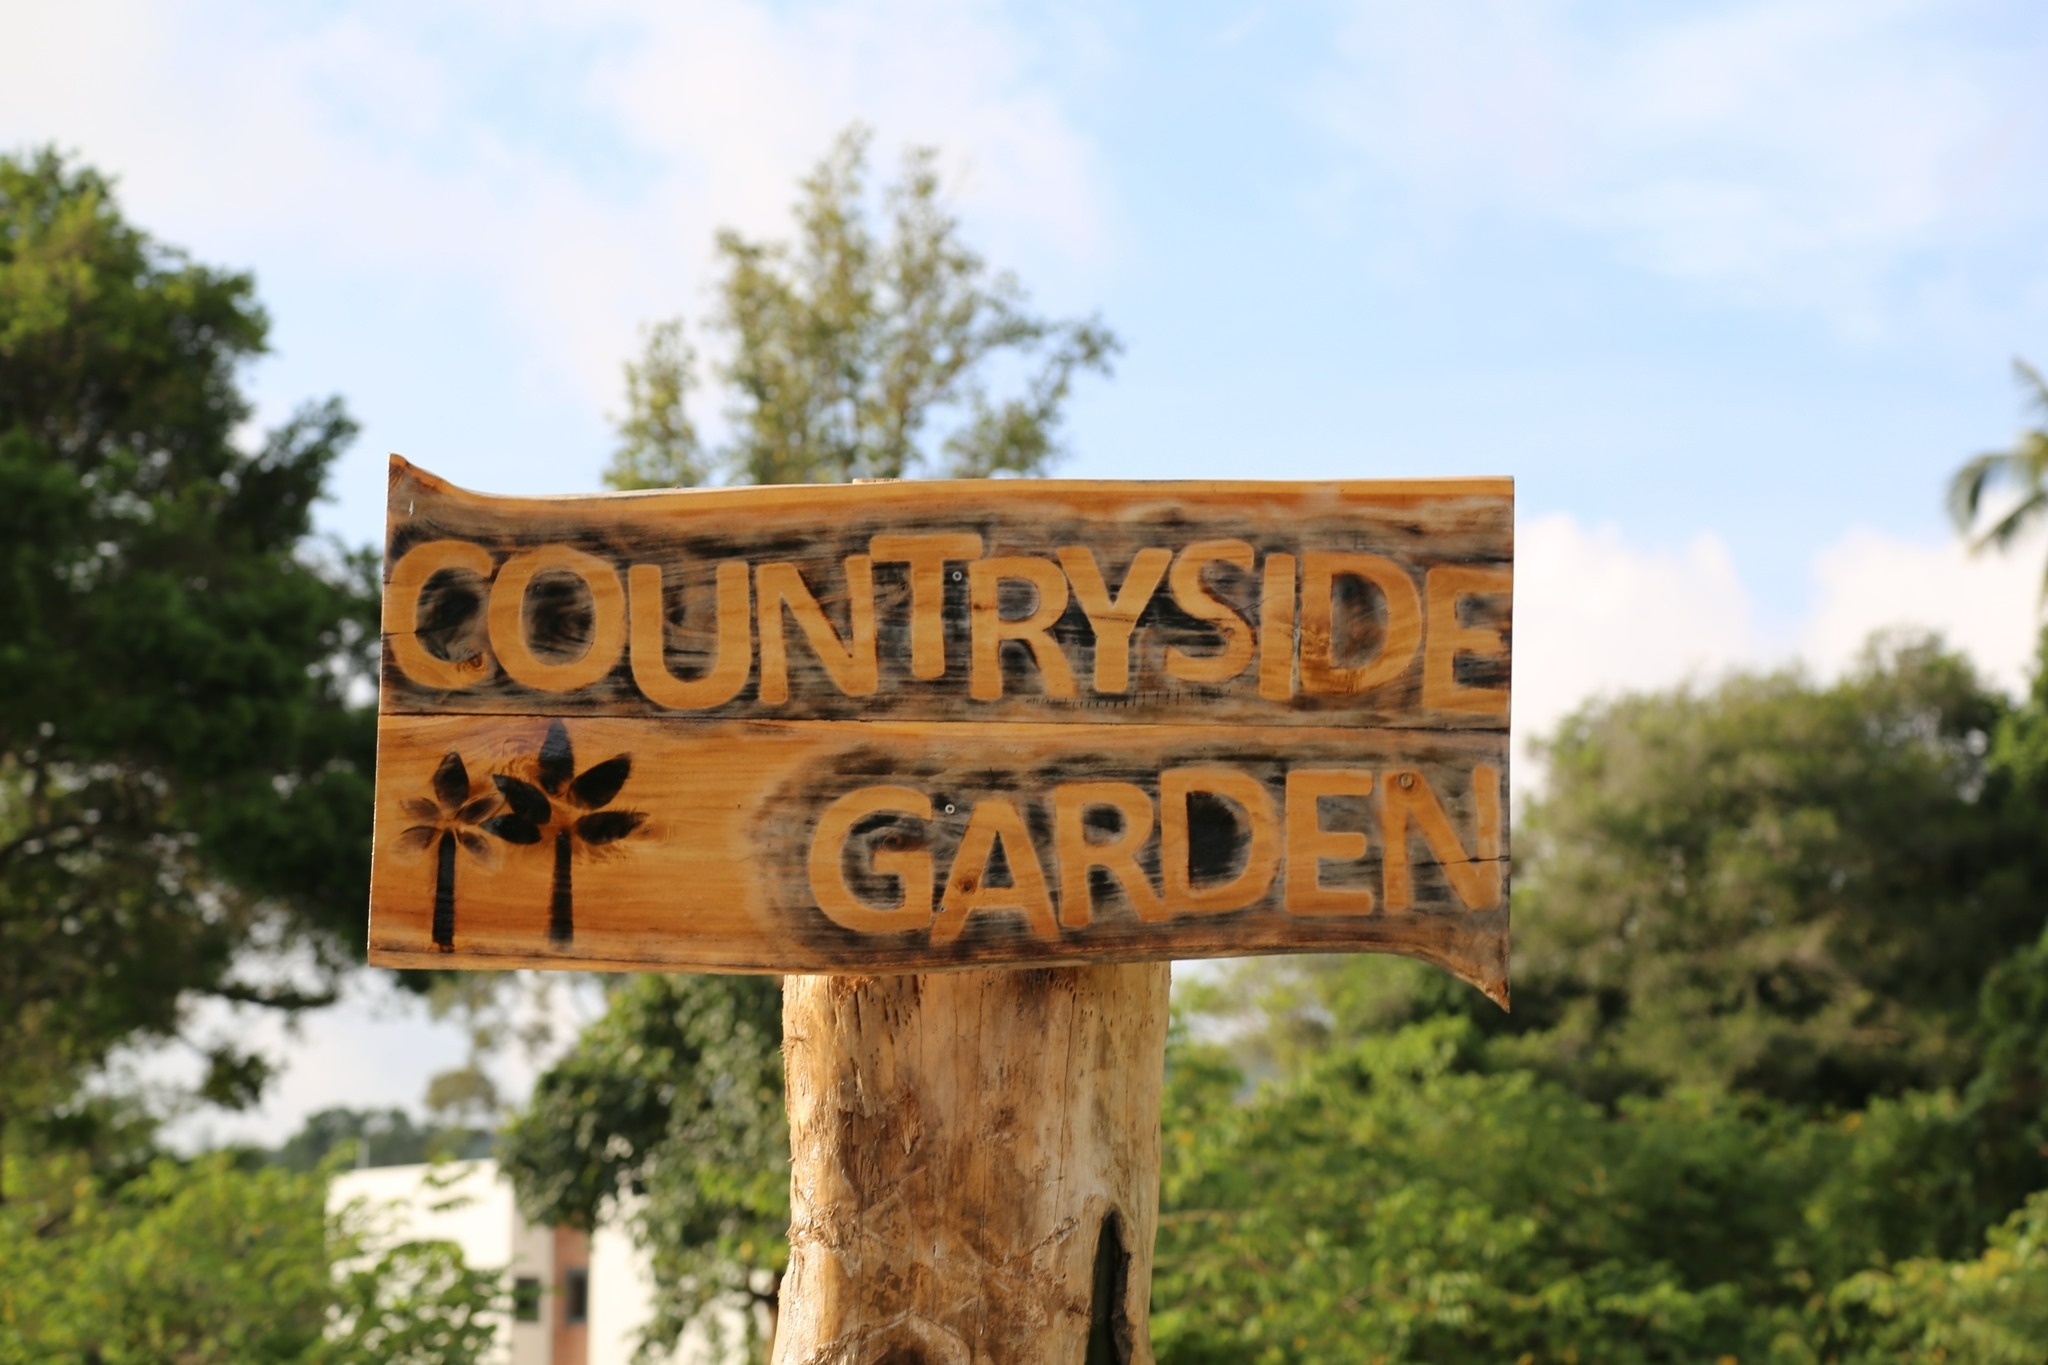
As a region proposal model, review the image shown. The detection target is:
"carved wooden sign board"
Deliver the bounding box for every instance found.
[369,458,1514,1003]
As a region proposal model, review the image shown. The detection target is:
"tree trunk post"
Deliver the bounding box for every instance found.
[775,962,1170,1365]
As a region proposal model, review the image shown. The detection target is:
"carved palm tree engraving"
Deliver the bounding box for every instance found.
[484,720,646,945]
[397,752,501,951]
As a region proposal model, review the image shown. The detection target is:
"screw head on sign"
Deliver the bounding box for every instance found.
[1399,772,1415,789]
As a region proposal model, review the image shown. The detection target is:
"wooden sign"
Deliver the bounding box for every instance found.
[369,458,1513,1002]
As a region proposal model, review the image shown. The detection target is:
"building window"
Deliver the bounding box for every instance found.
[512,1276,542,1323]
[562,1266,589,1326]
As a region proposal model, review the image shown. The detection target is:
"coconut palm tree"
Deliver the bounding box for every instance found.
[1949,360,2048,601]
[397,751,501,950]
[484,720,646,945]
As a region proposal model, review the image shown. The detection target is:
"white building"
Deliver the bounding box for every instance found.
[329,1160,738,1365]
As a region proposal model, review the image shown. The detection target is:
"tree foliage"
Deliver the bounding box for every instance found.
[1500,635,2042,1111]
[1158,635,2048,1361]
[605,124,1118,490]
[267,1107,493,1174]
[0,1153,501,1364]
[1205,636,2045,1114]
[1156,1019,1781,1362]
[0,148,379,1155]
[1154,1014,2048,1363]
[1825,1189,2048,1364]
[1949,359,2048,600]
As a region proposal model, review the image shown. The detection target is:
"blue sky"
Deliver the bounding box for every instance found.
[6,0,2047,1142]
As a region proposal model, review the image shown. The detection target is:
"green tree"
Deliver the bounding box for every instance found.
[1216,635,2045,1114]
[1949,360,2048,599]
[267,1107,492,1174]
[1961,640,2048,1155]
[605,123,1117,490]
[1159,632,2048,1361]
[1153,1011,2048,1364]
[503,124,1119,1362]
[1153,1017,1801,1363]
[0,1152,502,1364]
[0,150,379,1181]
[1823,1189,2048,1363]
[1499,635,2044,1111]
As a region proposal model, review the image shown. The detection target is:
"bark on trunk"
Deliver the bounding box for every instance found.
[775,963,1170,1365]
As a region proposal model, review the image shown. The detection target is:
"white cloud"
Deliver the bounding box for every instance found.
[0,0,1111,410]
[1804,524,2043,695]
[1513,512,1758,748]
[585,0,1111,262]
[1316,0,2048,327]
[1511,511,2044,778]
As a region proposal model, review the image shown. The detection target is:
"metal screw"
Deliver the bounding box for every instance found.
[943,802,957,815]
[1398,772,1415,789]
[950,569,964,582]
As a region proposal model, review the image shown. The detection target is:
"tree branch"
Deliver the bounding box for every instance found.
[211,981,341,1011]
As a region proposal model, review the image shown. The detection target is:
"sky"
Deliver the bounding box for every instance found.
[6,0,2047,1145]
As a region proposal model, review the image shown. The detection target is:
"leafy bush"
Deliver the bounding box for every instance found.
[0,1155,500,1365]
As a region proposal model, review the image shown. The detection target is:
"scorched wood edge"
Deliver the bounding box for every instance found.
[369,457,1513,1003]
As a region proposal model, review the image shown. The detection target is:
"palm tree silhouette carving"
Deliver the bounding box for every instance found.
[397,752,501,951]
[484,720,646,945]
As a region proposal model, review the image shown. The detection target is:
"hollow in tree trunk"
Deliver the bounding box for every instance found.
[775,963,1169,1364]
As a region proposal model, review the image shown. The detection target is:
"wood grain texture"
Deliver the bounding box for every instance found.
[371,459,1512,990]
[380,458,1512,730]
[776,964,1168,1365]
[368,714,1508,1003]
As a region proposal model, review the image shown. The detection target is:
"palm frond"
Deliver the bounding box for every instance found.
[493,775,552,826]
[1973,488,2048,553]
[578,810,647,846]
[432,752,470,810]
[1951,361,2048,556]
[539,720,575,795]
[1948,452,2002,533]
[572,756,632,810]
[2016,358,2048,420]
[484,813,542,846]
